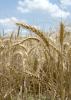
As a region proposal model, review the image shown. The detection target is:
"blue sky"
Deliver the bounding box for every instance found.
[0,0,71,34]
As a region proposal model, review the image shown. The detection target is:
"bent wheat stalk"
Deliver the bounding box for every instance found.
[16,22,60,55]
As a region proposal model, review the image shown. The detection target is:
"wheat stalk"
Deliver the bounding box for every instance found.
[59,22,64,47]
[16,22,60,55]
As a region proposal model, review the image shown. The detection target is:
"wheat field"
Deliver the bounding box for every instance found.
[0,22,71,100]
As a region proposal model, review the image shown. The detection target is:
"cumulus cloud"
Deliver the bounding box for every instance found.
[0,17,18,25]
[17,0,70,18]
[0,17,28,34]
[0,17,19,34]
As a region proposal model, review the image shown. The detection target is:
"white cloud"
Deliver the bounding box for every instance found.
[0,17,28,34]
[0,17,18,25]
[0,17,19,34]
[60,0,71,6]
[17,6,29,13]
[17,0,70,18]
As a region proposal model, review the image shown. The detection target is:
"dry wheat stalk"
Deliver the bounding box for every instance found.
[16,22,61,55]
[59,22,64,47]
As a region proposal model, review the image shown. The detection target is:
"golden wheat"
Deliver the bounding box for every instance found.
[0,22,71,100]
